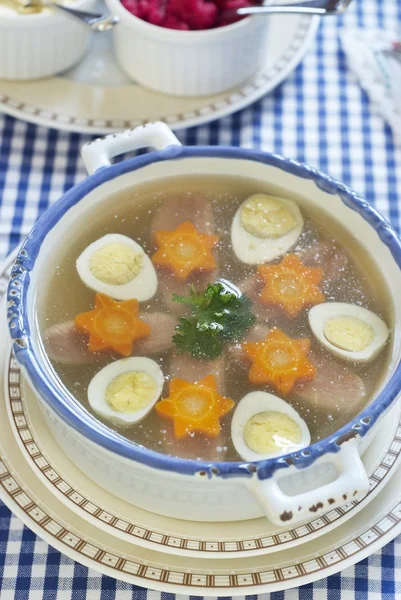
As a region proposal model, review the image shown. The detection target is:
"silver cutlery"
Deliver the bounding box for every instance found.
[235,0,353,17]
[14,0,119,30]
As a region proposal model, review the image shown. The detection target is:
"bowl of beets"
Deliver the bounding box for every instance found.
[106,0,270,96]
[120,0,263,30]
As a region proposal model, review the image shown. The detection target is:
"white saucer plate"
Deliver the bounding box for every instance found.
[0,15,319,134]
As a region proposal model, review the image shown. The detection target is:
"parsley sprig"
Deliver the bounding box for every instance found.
[172,280,256,360]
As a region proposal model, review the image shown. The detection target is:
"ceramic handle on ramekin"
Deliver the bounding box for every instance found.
[81,122,181,175]
[247,441,369,526]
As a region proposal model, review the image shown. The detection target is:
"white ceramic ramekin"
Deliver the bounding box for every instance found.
[8,123,401,526]
[105,0,270,96]
[0,0,95,80]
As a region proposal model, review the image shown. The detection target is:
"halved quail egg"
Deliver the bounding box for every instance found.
[231,391,310,461]
[231,194,303,264]
[308,302,389,363]
[88,357,164,426]
[76,233,158,301]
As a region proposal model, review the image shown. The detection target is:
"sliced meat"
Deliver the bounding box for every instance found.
[151,193,214,237]
[238,275,282,321]
[229,321,270,365]
[165,352,228,460]
[298,240,349,283]
[42,321,96,365]
[135,312,176,355]
[151,194,218,314]
[43,312,176,365]
[294,353,366,419]
[169,353,225,394]
[238,274,257,300]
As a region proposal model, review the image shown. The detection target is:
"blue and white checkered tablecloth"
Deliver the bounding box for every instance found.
[1,0,401,597]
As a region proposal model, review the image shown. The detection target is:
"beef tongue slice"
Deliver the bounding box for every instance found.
[151,193,214,237]
[164,352,228,461]
[151,194,218,314]
[43,312,176,365]
[295,352,366,421]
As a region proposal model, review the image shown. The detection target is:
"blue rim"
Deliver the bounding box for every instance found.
[7,145,401,480]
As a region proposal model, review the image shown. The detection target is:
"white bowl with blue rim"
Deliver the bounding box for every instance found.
[7,122,401,527]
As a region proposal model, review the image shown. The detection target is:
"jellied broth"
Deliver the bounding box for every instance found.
[37,176,393,462]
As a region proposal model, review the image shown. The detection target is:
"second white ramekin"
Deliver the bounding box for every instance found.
[0,0,95,80]
[105,0,270,96]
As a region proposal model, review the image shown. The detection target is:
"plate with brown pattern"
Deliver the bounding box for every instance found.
[0,14,318,134]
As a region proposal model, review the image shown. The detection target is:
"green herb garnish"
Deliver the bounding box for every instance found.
[172,279,256,360]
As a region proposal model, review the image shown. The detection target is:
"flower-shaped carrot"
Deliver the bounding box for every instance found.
[75,293,150,357]
[242,328,316,395]
[155,375,234,438]
[257,254,325,318]
[152,221,219,281]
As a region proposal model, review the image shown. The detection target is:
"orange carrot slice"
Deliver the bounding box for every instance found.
[257,254,325,318]
[152,221,219,281]
[155,375,234,439]
[242,328,316,395]
[75,293,151,357]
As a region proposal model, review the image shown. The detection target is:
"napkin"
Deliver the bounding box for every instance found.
[341,28,401,146]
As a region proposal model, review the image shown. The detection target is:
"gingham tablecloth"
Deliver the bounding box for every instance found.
[1,0,401,597]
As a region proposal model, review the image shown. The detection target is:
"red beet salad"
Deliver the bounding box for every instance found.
[121,0,259,30]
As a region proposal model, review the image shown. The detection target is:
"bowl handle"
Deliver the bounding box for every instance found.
[81,122,182,175]
[246,441,369,526]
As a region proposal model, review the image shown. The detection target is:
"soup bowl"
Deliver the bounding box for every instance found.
[7,122,401,526]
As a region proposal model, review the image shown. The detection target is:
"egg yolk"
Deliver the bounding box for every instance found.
[240,195,297,239]
[244,411,302,455]
[324,316,374,352]
[89,242,143,286]
[105,371,157,413]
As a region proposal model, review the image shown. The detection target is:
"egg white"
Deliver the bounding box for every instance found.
[231,196,304,265]
[88,357,164,426]
[308,302,389,363]
[231,391,310,461]
[76,233,158,301]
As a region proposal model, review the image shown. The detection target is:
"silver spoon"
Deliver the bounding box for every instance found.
[234,0,353,17]
[50,4,119,31]
[16,0,119,30]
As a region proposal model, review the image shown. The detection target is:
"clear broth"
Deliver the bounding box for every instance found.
[38,176,393,462]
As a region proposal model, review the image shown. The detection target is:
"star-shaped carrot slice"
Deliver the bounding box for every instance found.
[152,221,219,281]
[155,375,234,439]
[75,293,151,357]
[242,328,316,395]
[257,254,325,318]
